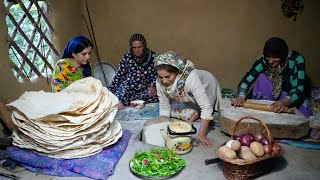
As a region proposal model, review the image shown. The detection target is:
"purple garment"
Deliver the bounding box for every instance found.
[6,129,132,180]
[252,73,312,117]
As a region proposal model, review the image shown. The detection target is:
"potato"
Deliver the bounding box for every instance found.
[240,150,257,161]
[218,145,231,154]
[222,149,237,160]
[250,142,265,157]
[226,140,241,152]
[240,146,251,153]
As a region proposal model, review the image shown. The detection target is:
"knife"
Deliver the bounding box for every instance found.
[205,158,221,165]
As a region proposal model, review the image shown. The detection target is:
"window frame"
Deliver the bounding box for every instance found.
[4,0,59,82]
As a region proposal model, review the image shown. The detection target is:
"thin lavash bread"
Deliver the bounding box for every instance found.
[7,77,122,159]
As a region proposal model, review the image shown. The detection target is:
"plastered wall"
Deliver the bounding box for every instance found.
[0,0,319,101]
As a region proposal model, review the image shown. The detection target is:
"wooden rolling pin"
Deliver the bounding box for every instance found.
[241,102,295,114]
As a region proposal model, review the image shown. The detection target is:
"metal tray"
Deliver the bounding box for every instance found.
[93,61,116,88]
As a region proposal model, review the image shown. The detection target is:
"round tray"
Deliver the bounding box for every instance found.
[129,161,183,179]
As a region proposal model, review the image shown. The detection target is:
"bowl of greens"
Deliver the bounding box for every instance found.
[129,147,186,179]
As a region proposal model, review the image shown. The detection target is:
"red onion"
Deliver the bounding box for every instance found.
[259,138,269,145]
[233,135,241,141]
[239,134,254,147]
[271,143,281,155]
[254,133,264,142]
[242,133,255,141]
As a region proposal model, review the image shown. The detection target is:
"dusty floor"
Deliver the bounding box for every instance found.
[0,104,319,180]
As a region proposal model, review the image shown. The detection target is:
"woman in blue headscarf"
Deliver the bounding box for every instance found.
[52,36,94,92]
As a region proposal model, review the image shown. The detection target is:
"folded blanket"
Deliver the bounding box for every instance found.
[6,129,132,179]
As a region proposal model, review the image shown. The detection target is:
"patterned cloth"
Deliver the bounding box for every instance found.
[52,58,94,92]
[252,73,312,117]
[109,50,158,106]
[5,129,132,180]
[154,51,194,98]
[237,50,306,106]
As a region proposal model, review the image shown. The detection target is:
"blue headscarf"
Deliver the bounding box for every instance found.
[61,36,92,77]
[61,36,88,59]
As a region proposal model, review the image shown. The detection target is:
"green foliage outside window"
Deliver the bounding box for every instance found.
[4,0,55,82]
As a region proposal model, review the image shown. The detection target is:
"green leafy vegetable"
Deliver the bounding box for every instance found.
[130,147,186,177]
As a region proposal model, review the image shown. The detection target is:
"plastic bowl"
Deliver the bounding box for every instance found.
[130,100,145,109]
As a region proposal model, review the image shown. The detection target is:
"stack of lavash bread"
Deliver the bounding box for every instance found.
[7,77,122,159]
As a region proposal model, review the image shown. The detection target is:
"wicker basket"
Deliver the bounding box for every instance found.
[216,116,285,180]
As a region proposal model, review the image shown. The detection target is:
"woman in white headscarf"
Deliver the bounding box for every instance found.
[155,51,221,147]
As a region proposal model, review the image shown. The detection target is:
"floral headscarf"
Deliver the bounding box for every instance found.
[155,51,194,98]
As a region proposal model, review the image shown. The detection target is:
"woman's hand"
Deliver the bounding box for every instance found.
[196,134,213,148]
[117,101,125,110]
[148,86,157,97]
[197,119,213,147]
[270,98,291,113]
[231,96,246,107]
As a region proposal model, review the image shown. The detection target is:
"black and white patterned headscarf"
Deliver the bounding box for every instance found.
[129,33,152,66]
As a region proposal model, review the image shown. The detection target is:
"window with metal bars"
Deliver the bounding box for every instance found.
[3,0,59,82]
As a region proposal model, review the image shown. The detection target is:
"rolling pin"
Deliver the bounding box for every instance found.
[241,102,295,114]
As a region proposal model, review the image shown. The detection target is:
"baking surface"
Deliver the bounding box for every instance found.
[220,98,308,125]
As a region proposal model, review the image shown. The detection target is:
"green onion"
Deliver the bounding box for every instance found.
[130,147,186,177]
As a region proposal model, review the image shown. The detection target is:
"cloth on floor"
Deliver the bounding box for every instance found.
[278,139,320,149]
[114,103,159,121]
[5,129,132,180]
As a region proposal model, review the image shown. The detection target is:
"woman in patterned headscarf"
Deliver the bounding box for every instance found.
[232,37,312,117]
[52,36,94,92]
[155,51,221,147]
[109,34,158,109]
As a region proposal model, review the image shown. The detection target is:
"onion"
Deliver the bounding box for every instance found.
[263,145,270,154]
[233,135,241,141]
[254,133,264,142]
[239,134,254,147]
[259,138,269,146]
[271,143,281,155]
[242,133,255,141]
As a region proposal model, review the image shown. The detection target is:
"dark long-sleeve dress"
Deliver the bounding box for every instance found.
[109,49,159,106]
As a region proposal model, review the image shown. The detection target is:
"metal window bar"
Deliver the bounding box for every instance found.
[4,1,55,80]
[16,0,58,56]
[9,39,42,77]
[4,0,57,81]
[10,2,32,38]
[5,11,53,72]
